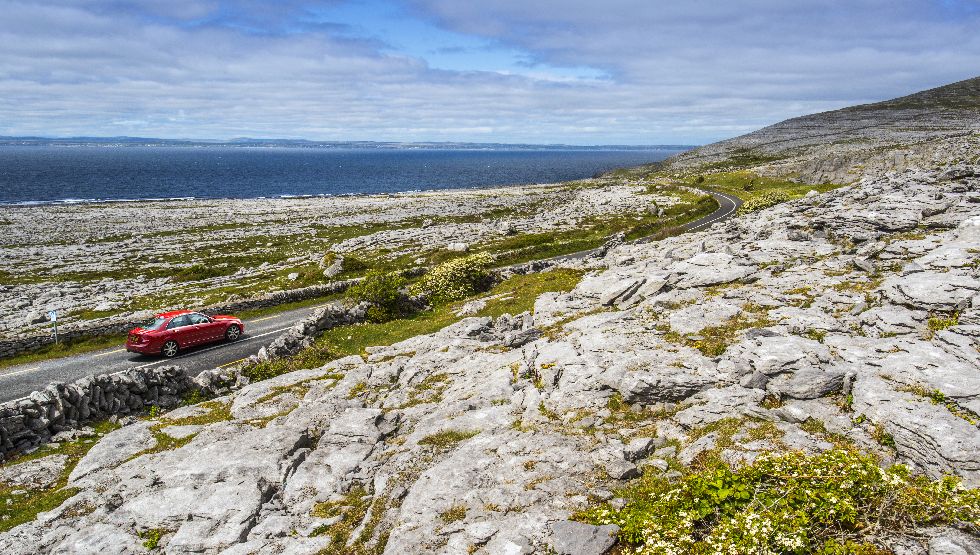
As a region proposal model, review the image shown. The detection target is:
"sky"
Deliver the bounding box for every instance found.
[1,0,979,145]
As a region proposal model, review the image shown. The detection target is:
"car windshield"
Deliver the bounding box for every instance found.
[143,316,167,330]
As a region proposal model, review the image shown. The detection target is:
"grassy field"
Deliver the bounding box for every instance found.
[676,171,842,203]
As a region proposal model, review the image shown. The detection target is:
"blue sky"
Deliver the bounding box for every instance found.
[1,0,978,145]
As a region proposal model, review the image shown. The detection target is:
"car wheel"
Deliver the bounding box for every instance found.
[161,340,179,358]
[225,325,242,342]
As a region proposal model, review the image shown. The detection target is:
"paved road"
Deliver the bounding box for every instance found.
[0,302,334,402]
[551,188,742,261]
[0,187,741,403]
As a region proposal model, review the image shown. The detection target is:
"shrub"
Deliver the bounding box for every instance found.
[409,252,494,305]
[346,269,406,323]
[577,449,980,554]
[342,253,370,273]
[738,190,793,214]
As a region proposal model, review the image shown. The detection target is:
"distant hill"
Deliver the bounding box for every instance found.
[664,75,980,183]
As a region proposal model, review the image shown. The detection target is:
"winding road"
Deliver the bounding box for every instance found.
[0,188,741,403]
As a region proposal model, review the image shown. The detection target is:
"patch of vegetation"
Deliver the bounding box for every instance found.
[126,400,233,462]
[439,504,467,524]
[400,373,451,408]
[418,429,479,449]
[0,420,119,533]
[239,269,584,382]
[577,449,980,554]
[802,328,828,343]
[677,171,841,207]
[409,252,494,305]
[927,312,959,334]
[701,147,790,171]
[171,263,235,282]
[346,269,407,323]
[870,423,897,449]
[161,400,233,427]
[477,190,718,268]
[664,304,773,357]
[138,528,166,550]
[311,484,372,548]
[738,190,793,213]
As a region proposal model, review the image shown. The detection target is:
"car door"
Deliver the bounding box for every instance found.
[166,314,196,346]
[189,313,221,343]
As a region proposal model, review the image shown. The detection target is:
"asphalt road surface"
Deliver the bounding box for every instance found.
[0,187,742,403]
[0,302,334,403]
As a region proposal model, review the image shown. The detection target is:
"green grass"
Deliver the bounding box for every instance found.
[677,171,842,205]
[663,303,773,357]
[0,420,120,533]
[0,333,127,371]
[418,429,479,448]
[125,400,234,462]
[242,268,584,382]
[476,191,718,268]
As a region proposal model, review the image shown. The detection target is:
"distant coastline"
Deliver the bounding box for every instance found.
[0,136,695,151]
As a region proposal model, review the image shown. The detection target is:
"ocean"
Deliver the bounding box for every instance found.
[0,146,683,205]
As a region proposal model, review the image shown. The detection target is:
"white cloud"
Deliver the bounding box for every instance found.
[1,0,978,144]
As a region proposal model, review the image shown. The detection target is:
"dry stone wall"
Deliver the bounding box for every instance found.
[0,366,192,460]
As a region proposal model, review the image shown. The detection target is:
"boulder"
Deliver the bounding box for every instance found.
[550,521,619,555]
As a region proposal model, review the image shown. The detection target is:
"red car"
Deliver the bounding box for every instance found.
[126,310,244,357]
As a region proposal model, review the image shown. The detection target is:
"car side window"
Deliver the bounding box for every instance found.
[189,313,209,325]
[167,315,191,329]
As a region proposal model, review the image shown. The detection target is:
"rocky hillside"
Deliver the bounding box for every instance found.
[664,76,980,184]
[2,78,979,553]
[1,160,977,553]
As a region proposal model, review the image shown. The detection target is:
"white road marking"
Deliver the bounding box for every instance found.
[247,302,332,324]
[251,315,281,322]
[93,348,126,357]
[0,365,40,378]
[217,358,247,369]
[685,191,740,232]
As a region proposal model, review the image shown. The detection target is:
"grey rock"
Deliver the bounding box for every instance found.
[767,367,845,400]
[0,454,68,489]
[550,520,619,555]
[928,528,980,555]
[623,437,656,462]
[604,459,640,480]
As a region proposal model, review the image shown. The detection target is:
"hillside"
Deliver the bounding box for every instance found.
[664,76,980,183]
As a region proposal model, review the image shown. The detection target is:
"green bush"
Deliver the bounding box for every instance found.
[346,269,406,323]
[738,190,793,214]
[409,252,494,305]
[578,449,979,554]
